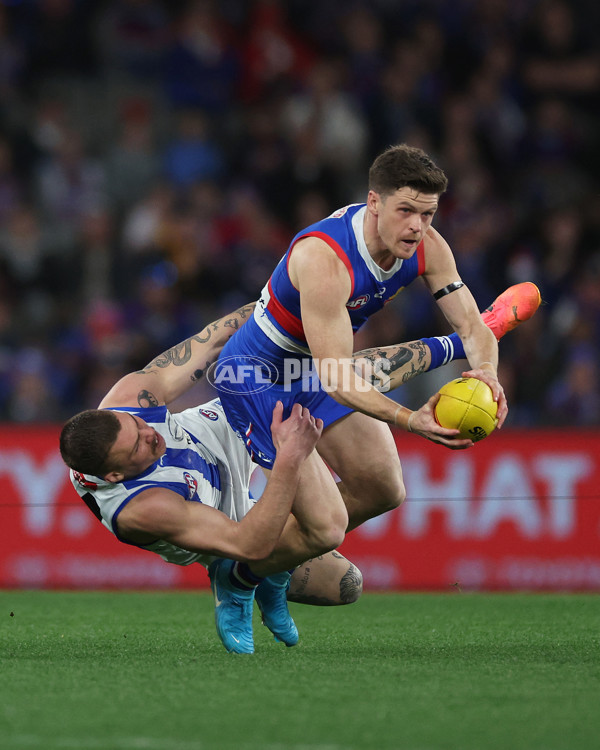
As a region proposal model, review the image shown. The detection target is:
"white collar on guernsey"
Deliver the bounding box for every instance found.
[352,205,404,281]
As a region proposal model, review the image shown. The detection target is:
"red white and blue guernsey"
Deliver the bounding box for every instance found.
[69,398,254,568]
[215,203,426,468]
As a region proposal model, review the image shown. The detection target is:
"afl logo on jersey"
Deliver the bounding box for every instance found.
[347,294,370,310]
[199,408,219,421]
[183,472,198,499]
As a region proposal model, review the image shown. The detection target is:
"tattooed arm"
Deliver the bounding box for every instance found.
[98,301,430,410]
[352,339,432,394]
[98,303,256,409]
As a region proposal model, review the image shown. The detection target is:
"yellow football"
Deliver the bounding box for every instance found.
[434,377,498,442]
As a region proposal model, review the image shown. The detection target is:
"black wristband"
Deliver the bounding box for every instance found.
[433,281,465,300]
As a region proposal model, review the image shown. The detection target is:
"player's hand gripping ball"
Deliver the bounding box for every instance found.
[435,377,498,442]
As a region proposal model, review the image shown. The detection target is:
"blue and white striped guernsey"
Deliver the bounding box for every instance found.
[69,398,255,569]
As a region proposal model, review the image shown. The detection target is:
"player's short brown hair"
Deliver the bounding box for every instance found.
[59,409,121,477]
[368,144,448,197]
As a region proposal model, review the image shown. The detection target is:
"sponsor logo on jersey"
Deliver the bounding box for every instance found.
[199,408,219,421]
[346,294,370,309]
[73,471,97,490]
[183,472,198,499]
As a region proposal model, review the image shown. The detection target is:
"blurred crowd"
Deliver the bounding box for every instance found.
[0,0,599,426]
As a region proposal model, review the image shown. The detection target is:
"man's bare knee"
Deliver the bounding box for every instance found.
[308,522,346,556]
[354,475,406,514]
[300,502,348,555]
[385,479,406,512]
[370,467,406,513]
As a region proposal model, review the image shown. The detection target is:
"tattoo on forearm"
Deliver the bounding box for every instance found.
[221,304,255,334]
[137,304,256,376]
[356,341,429,388]
[236,304,254,319]
[224,318,240,332]
[398,342,428,383]
[138,335,208,374]
[137,389,159,407]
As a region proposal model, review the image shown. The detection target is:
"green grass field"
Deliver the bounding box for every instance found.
[1,591,599,750]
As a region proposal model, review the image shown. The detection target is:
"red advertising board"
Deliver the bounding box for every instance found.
[1,425,599,591]
[341,429,600,591]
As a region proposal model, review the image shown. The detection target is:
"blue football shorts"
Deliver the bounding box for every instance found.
[216,362,353,469]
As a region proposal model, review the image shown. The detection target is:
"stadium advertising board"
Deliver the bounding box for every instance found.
[1,426,599,591]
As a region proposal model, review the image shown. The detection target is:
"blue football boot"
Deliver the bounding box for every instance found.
[208,559,255,654]
[255,571,299,647]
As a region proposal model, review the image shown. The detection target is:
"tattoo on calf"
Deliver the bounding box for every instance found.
[340,564,363,604]
[287,558,340,606]
[286,556,362,607]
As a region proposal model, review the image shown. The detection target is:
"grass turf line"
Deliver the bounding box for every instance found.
[1,591,599,750]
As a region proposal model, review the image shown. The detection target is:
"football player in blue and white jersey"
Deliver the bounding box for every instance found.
[60,303,363,654]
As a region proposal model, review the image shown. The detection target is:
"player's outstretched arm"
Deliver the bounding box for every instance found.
[99,303,256,409]
[116,403,323,562]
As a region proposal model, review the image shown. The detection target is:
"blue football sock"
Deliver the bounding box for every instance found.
[229,561,264,590]
[422,333,466,371]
